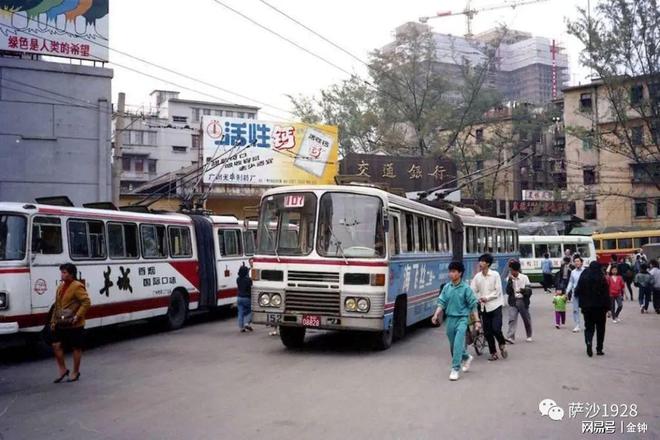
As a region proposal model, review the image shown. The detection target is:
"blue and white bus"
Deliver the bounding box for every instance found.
[250,185,519,350]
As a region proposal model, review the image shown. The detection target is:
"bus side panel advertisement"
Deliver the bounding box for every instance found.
[202,116,339,187]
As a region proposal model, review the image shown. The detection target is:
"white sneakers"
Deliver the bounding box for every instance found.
[572,326,580,332]
[526,337,533,342]
[449,369,460,381]
[461,354,474,372]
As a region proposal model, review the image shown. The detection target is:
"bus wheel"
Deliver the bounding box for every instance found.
[166,290,188,330]
[374,322,393,350]
[280,326,305,349]
[393,296,407,341]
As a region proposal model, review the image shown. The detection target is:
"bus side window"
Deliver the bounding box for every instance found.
[466,227,476,254]
[108,223,139,259]
[219,229,242,257]
[141,224,167,258]
[32,216,62,254]
[520,243,533,258]
[594,240,601,250]
[68,219,106,259]
[389,216,400,255]
[244,230,256,256]
[169,226,193,258]
[496,230,505,253]
[404,213,414,253]
[416,216,426,252]
[446,222,452,253]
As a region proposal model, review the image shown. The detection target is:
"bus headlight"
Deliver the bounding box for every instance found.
[0,292,7,310]
[345,297,357,312]
[357,298,370,313]
[258,293,271,307]
[270,293,282,307]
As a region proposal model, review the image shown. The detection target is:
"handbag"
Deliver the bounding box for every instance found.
[54,307,76,328]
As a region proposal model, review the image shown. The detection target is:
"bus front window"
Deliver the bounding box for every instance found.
[257,193,316,256]
[0,215,27,261]
[317,193,385,258]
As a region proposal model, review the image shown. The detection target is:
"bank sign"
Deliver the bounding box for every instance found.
[0,0,109,62]
[201,116,339,186]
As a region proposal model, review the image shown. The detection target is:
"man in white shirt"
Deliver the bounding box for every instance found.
[505,260,533,343]
[471,253,507,361]
[565,256,585,332]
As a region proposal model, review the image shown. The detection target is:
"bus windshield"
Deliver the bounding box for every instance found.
[257,193,316,256]
[317,193,385,258]
[0,214,27,261]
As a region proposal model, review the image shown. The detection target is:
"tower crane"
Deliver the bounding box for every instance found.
[419,0,549,38]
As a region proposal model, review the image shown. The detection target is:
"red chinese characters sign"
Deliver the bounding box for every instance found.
[1,1,109,62]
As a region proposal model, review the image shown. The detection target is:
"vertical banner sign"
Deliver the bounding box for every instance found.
[201,116,339,186]
[0,0,109,62]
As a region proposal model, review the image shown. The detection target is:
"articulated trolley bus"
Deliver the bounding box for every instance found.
[250,185,519,350]
[592,230,660,264]
[0,202,252,340]
[519,235,596,283]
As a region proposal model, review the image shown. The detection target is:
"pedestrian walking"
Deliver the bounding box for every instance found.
[575,261,611,357]
[606,265,625,322]
[649,260,660,314]
[432,261,480,381]
[541,253,553,293]
[505,260,533,343]
[565,256,586,332]
[555,256,572,293]
[618,257,635,301]
[236,265,253,332]
[470,253,507,361]
[552,290,568,329]
[634,263,654,314]
[634,254,643,275]
[50,263,91,383]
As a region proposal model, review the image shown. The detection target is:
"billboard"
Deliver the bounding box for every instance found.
[340,153,457,193]
[202,116,339,186]
[0,0,109,62]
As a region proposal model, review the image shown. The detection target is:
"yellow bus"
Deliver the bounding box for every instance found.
[592,230,660,263]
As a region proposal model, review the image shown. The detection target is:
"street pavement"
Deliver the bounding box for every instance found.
[1,288,659,440]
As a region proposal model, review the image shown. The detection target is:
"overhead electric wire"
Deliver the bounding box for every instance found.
[0,17,294,118]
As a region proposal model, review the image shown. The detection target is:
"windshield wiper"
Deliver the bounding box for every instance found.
[327,225,348,264]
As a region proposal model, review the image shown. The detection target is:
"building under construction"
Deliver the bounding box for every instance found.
[390,23,569,105]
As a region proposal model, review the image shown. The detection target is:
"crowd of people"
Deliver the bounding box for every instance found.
[433,249,660,381]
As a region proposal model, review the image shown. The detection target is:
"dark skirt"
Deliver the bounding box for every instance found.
[52,327,85,349]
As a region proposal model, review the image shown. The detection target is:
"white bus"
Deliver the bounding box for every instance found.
[250,185,519,350]
[0,202,252,340]
[519,235,596,283]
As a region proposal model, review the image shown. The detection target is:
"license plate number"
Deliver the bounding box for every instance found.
[266,313,282,325]
[301,315,321,327]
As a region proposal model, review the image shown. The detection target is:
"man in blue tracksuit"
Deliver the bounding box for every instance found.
[432,261,480,381]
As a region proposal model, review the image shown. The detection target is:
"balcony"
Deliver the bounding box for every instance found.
[121,171,158,182]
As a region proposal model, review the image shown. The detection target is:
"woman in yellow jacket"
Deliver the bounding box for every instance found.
[51,263,91,383]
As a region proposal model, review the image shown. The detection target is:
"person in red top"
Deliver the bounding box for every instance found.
[606,265,625,323]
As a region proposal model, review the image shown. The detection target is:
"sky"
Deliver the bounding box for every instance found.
[108,0,593,120]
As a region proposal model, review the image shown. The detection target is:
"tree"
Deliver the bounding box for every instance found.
[567,0,660,190]
[368,23,451,156]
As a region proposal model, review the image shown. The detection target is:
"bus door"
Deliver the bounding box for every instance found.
[29,215,65,313]
[215,226,248,304]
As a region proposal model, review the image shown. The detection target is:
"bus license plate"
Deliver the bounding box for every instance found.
[302,315,321,327]
[266,313,282,325]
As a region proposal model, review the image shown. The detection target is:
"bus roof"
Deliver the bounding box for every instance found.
[260,185,453,221]
[0,201,193,224]
[593,230,660,240]
[520,235,595,244]
[453,207,518,230]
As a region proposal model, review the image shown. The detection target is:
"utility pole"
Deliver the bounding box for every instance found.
[112,92,126,206]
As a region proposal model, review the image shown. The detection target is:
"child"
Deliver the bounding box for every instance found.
[552,290,567,329]
[606,265,625,322]
[236,265,253,332]
[432,261,480,381]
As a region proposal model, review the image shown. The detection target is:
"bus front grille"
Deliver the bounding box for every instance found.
[285,290,340,316]
[287,271,340,284]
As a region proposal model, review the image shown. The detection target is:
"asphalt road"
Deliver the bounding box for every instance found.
[1,289,659,440]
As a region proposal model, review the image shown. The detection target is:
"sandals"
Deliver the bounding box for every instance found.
[53,369,69,383]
